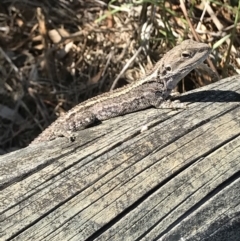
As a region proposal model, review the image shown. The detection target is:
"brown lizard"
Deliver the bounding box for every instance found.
[30,39,211,145]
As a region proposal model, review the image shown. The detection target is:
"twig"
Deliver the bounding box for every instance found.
[222,0,240,77]
[101,49,114,78]
[179,0,218,78]
[0,47,19,75]
[110,47,142,90]
[196,2,208,31]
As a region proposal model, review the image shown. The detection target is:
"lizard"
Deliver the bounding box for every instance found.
[30,39,211,145]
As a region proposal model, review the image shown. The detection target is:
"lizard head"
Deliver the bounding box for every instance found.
[160,39,211,90]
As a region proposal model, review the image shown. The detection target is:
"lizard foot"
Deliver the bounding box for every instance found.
[156,99,187,109]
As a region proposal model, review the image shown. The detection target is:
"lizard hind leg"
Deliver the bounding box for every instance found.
[52,111,97,142]
[63,110,97,135]
[30,111,97,145]
[50,111,97,143]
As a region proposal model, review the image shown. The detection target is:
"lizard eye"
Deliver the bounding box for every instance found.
[165,65,172,72]
[181,51,192,58]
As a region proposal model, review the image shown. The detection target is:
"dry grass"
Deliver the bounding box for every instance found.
[0,0,239,153]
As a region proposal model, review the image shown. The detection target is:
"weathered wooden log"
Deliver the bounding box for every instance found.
[1,76,240,241]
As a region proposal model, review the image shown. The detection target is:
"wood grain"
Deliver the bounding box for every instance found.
[1,75,240,241]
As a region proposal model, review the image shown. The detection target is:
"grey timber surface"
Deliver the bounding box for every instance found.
[0,75,240,241]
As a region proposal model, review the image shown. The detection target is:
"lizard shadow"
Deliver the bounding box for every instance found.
[174,90,240,103]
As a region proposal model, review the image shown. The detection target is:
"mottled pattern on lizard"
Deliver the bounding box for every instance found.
[30,39,211,145]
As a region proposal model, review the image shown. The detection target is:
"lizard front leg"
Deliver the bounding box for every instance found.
[144,89,186,109]
[154,99,186,109]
